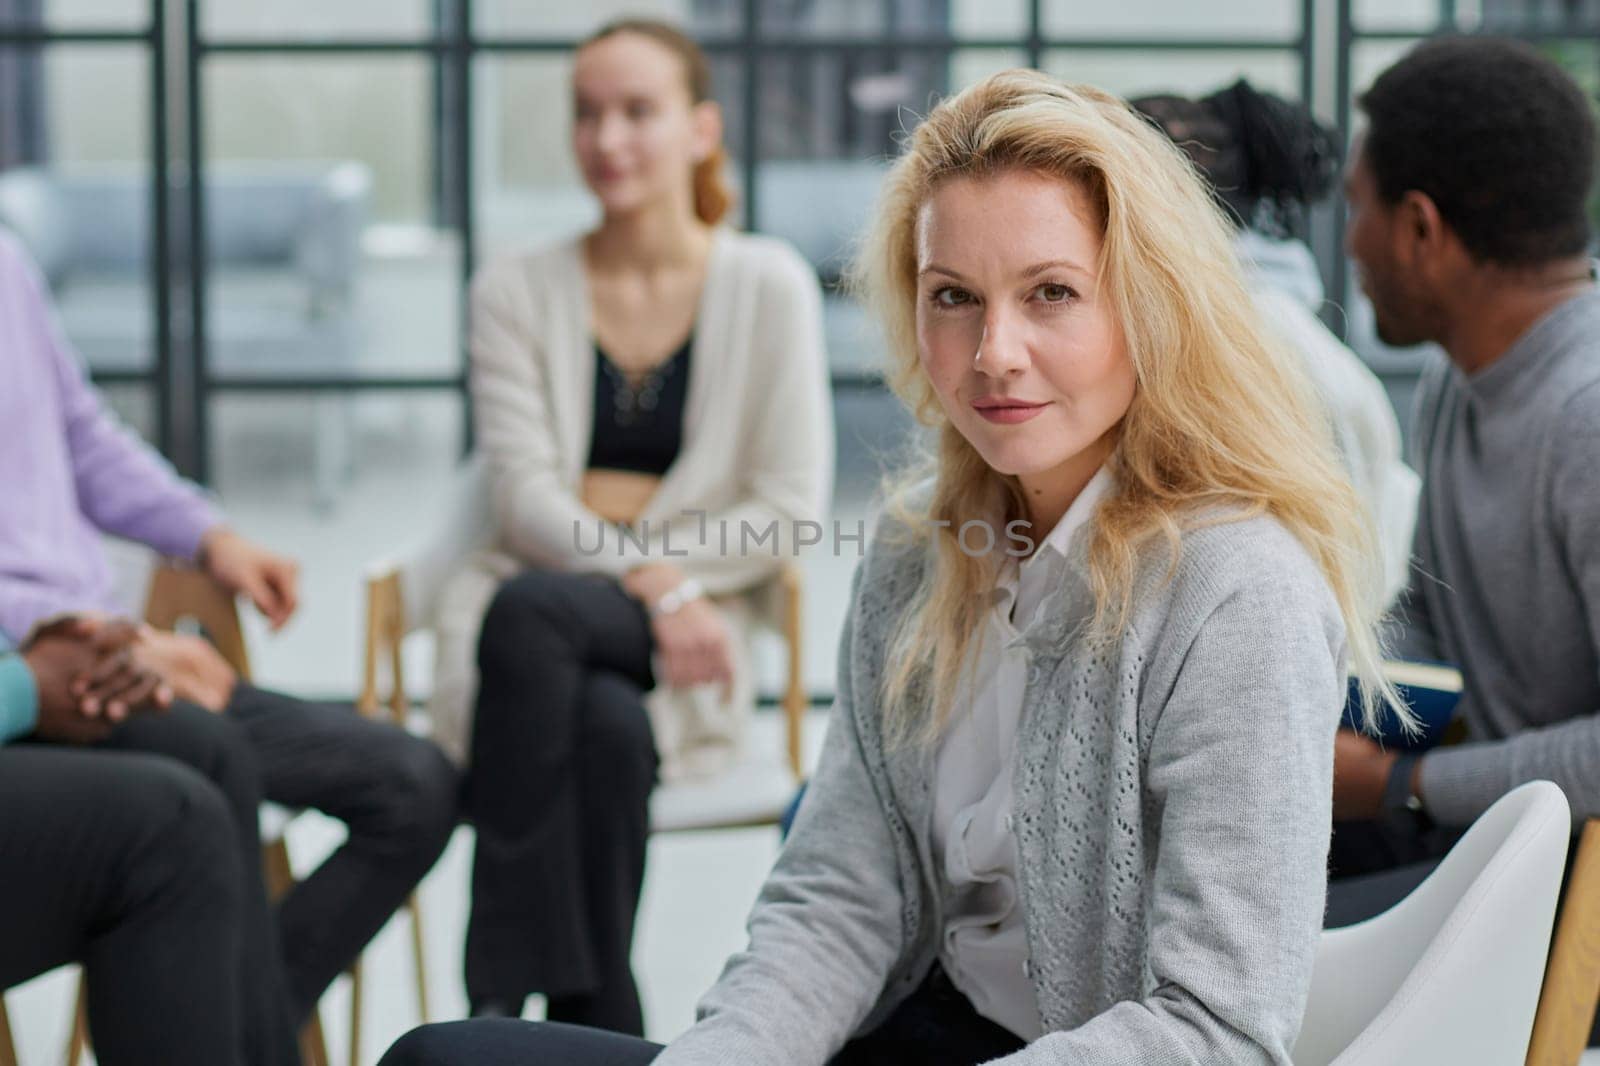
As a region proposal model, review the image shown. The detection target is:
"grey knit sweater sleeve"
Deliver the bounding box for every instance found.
[653,561,907,1066]
[1420,385,1600,825]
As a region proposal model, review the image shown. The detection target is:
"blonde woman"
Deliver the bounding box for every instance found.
[441,18,833,1035]
[386,68,1396,1066]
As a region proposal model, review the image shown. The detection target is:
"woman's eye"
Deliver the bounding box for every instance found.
[626,102,655,120]
[933,287,973,308]
[1035,283,1075,304]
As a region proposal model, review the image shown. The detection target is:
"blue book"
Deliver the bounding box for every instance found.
[1343,660,1464,751]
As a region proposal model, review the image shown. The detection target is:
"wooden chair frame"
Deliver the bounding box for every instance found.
[1526,819,1600,1065]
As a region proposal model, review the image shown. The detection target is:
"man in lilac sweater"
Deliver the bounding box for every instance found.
[0,229,458,1066]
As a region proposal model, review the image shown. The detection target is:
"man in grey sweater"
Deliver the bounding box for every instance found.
[1328,36,1600,917]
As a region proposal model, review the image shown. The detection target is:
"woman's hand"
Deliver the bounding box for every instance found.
[132,627,239,712]
[199,526,301,630]
[624,563,736,698]
[649,597,736,698]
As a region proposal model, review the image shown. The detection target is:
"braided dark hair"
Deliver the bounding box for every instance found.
[1132,80,1340,237]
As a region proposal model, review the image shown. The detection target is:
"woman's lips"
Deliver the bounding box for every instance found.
[972,401,1048,424]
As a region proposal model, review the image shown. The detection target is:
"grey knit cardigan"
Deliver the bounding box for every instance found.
[655,504,1348,1066]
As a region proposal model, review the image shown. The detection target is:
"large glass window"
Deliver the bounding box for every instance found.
[21,0,1600,687]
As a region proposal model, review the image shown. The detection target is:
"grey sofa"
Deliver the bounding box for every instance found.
[0,161,373,508]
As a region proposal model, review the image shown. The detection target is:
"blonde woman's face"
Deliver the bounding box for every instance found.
[571,33,714,217]
[915,169,1135,493]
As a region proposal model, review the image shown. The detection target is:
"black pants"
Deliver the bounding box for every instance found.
[380,963,1027,1065]
[1325,814,1462,928]
[0,744,244,1066]
[2,688,459,1066]
[465,570,659,1035]
[213,685,459,1020]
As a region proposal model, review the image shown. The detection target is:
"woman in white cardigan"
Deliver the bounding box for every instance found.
[448,18,832,1033]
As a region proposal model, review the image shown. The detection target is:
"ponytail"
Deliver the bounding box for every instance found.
[693,145,735,225]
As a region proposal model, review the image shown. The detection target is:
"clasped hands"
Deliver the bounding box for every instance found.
[21,526,300,742]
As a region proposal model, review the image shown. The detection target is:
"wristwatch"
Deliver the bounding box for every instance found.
[651,577,704,617]
[1383,754,1433,830]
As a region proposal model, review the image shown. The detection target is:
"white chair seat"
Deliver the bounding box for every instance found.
[649,715,799,833]
[1295,780,1571,1065]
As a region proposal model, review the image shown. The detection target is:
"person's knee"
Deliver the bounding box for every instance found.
[365,734,461,867]
[477,571,585,671]
[177,706,265,820]
[379,1022,450,1065]
[380,1020,501,1065]
[130,761,244,919]
[581,681,658,787]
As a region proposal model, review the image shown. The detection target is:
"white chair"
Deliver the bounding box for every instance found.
[1295,780,1572,1065]
[359,457,810,833]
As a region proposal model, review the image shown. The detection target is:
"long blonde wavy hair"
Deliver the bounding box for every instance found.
[852,69,1402,745]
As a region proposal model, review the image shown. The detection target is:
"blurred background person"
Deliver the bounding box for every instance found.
[0,228,459,1064]
[1327,39,1600,946]
[437,17,833,1035]
[1134,81,1418,605]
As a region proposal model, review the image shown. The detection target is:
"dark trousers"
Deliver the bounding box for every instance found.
[1325,814,1462,928]
[3,687,459,1065]
[0,744,244,1066]
[214,685,459,1019]
[380,964,1028,1065]
[465,570,659,1035]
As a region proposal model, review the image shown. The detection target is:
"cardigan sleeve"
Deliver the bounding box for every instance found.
[468,255,626,576]
[653,559,907,1066]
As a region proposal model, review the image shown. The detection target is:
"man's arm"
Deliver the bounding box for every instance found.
[2,622,173,747]
[6,238,221,560]
[1417,386,1600,825]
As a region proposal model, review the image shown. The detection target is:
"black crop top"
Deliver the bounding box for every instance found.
[585,335,692,477]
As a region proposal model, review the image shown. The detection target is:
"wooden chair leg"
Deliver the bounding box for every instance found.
[0,996,17,1066]
[301,1007,330,1066]
[65,974,89,1066]
[408,893,431,1024]
[263,836,295,901]
[1528,819,1600,1065]
[348,960,363,1066]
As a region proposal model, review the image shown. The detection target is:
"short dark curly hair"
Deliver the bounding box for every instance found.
[1359,36,1596,266]
[1133,80,1341,238]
